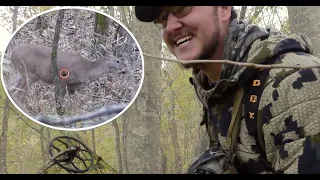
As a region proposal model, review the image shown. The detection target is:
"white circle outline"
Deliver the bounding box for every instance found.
[59,68,70,79]
[0,6,145,132]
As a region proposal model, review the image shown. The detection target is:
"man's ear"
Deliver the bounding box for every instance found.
[220,6,232,22]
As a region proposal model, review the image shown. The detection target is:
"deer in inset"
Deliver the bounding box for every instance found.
[8,44,124,105]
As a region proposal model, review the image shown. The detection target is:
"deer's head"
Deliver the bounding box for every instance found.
[86,56,125,82]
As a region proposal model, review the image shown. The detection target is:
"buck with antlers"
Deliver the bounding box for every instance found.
[8,44,124,105]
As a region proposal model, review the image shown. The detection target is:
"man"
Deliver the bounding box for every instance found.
[134,6,320,174]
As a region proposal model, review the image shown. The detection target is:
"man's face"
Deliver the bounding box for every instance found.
[160,6,223,64]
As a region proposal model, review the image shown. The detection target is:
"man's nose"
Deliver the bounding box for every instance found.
[165,13,183,32]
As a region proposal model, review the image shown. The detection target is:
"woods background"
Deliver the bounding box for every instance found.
[0,6,319,174]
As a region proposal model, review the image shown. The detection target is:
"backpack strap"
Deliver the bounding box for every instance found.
[224,68,272,174]
[226,87,244,155]
[230,67,277,174]
[244,67,270,154]
[222,87,244,174]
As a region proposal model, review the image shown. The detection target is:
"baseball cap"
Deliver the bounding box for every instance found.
[134,6,162,22]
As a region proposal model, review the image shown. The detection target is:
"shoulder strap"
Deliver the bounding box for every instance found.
[244,67,271,153]
[223,68,270,175]
[227,67,270,158]
[226,87,244,157]
[226,88,244,152]
[221,87,244,174]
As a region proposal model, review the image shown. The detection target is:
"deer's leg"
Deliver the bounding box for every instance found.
[9,73,21,91]
[17,72,37,104]
[11,75,28,104]
[67,85,76,95]
[9,74,21,95]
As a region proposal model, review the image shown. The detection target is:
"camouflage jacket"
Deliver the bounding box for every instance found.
[189,19,320,174]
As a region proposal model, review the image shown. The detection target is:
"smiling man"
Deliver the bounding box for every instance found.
[135,6,320,174]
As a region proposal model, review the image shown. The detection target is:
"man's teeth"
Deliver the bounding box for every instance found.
[176,36,193,46]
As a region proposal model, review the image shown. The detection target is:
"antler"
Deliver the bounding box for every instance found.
[111,34,127,47]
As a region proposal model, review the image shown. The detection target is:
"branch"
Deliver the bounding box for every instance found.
[0,94,41,134]
[249,6,265,25]
[35,103,128,127]
[111,36,127,45]
[275,8,289,34]
[142,53,320,70]
[85,27,116,40]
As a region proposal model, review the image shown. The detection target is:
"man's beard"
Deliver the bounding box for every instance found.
[180,31,220,69]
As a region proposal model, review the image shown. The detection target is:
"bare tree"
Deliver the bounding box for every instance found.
[93,12,110,56]
[160,146,167,174]
[122,8,162,174]
[163,70,182,173]
[91,129,96,154]
[288,6,320,58]
[239,6,247,21]
[0,97,9,174]
[39,127,47,167]
[0,6,19,174]
[51,9,66,115]
[249,6,265,24]
[112,120,123,173]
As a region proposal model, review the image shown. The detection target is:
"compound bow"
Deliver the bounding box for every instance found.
[37,136,118,174]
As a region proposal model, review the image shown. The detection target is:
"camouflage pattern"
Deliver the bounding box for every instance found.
[190,19,320,174]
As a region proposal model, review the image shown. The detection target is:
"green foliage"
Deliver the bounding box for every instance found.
[248,6,265,25]
[160,54,202,173]
[244,6,289,34]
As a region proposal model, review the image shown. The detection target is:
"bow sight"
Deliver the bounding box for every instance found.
[37,136,118,174]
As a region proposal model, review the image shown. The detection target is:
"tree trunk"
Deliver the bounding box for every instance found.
[118,6,129,28]
[160,146,167,174]
[239,6,247,21]
[0,97,10,174]
[107,6,114,16]
[12,6,19,33]
[287,6,320,58]
[91,129,96,154]
[122,117,129,173]
[122,8,162,174]
[51,9,65,116]
[167,89,182,173]
[112,120,123,173]
[93,12,110,56]
[39,126,47,174]
[0,6,19,174]
[46,128,51,160]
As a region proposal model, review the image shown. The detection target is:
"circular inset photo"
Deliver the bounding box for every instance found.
[1,7,144,131]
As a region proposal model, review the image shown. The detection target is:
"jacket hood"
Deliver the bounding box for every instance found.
[191,19,314,108]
